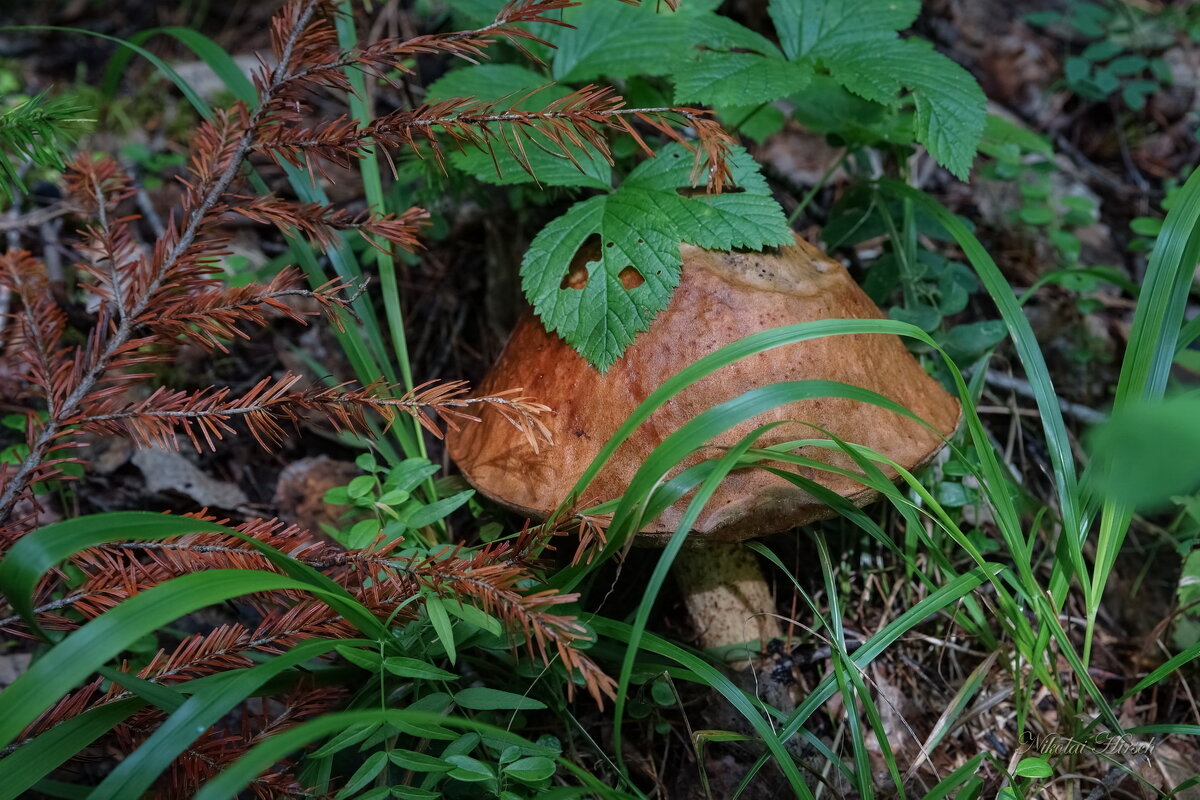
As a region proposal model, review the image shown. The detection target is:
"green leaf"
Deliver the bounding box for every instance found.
[521,145,790,370]
[383,459,441,493]
[944,320,1008,360]
[426,64,612,189]
[337,751,388,799]
[503,756,556,783]
[1081,40,1122,62]
[551,2,687,82]
[1087,395,1200,510]
[1065,56,1092,85]
[444,754,495,782]
[336,646,382,671]
[768,0,983,178]
[382,657,458,681]
[442,601,504,636]
[402,489,474,529]
[95,666,186,713]
[388,749,454,773]
[1108,54,1148,76]
[1019,206,1054,226]
[423,593,457,664]
[1015,756,1054,779]
[390,788,440,800]
[837,38,986,178]
[673,52,812,106]
[769,0,920,63]
[453,688,547,711]
[347,475,375,499]
[1131,216,1163,236]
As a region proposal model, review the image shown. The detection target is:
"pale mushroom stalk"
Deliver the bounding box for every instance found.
[673,542,782,659]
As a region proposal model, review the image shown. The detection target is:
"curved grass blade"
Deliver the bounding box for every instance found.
[0,26,213,119]
[731,564,1003,795]
[609,423,811,794]
[0,699,145,800]
[86,638,369,800]
[591,617,813,796]
[0,511,387,641]
[100,27,256,105]
[0,569,355,748]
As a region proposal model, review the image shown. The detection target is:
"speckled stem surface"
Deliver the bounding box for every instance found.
[673,542,782,662]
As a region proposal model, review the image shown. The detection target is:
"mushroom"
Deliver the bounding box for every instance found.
[447,236,960,671]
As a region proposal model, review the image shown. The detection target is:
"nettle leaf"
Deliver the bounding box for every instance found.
[768,0,984,180]
[424,64,611,189]
[834,38,986,179]
[521,144,791,371]
[770,0,920,62]
[674,52,812,106]
[550,1,690,82]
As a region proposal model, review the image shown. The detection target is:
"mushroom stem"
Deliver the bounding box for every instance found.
[673,542,782,664]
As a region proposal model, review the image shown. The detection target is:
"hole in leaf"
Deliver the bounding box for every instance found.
[618,266,645,289]
[561,233,601,290]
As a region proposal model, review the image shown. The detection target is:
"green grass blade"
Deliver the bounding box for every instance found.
[732,564,1004,793]
[0,569,347,748]
[99,26,256,105]
[0,699,145,800]
[610,423,795,788]
[591,617,812,798]
[880,180,1086,603]
[0,511,387,640]
[87,638,367,800]
[1,26,213,119]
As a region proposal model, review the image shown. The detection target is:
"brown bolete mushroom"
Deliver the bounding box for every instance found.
[448,235,960,668]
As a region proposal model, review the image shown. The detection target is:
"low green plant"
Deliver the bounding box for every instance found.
[1028,1,1175,111]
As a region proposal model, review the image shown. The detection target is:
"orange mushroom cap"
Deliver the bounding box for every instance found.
[448,236,962,545]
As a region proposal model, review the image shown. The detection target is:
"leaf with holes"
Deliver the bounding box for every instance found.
[521,144,791,371]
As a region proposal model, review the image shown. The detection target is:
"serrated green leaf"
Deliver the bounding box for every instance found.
[673,52,811,106]
[769,0,920,62]
[551,2,688,82]
[834,38,986,178]
[768,0,983,178]
[424,63,612,188]
[521,192,684,372]
[521,144,790,369]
